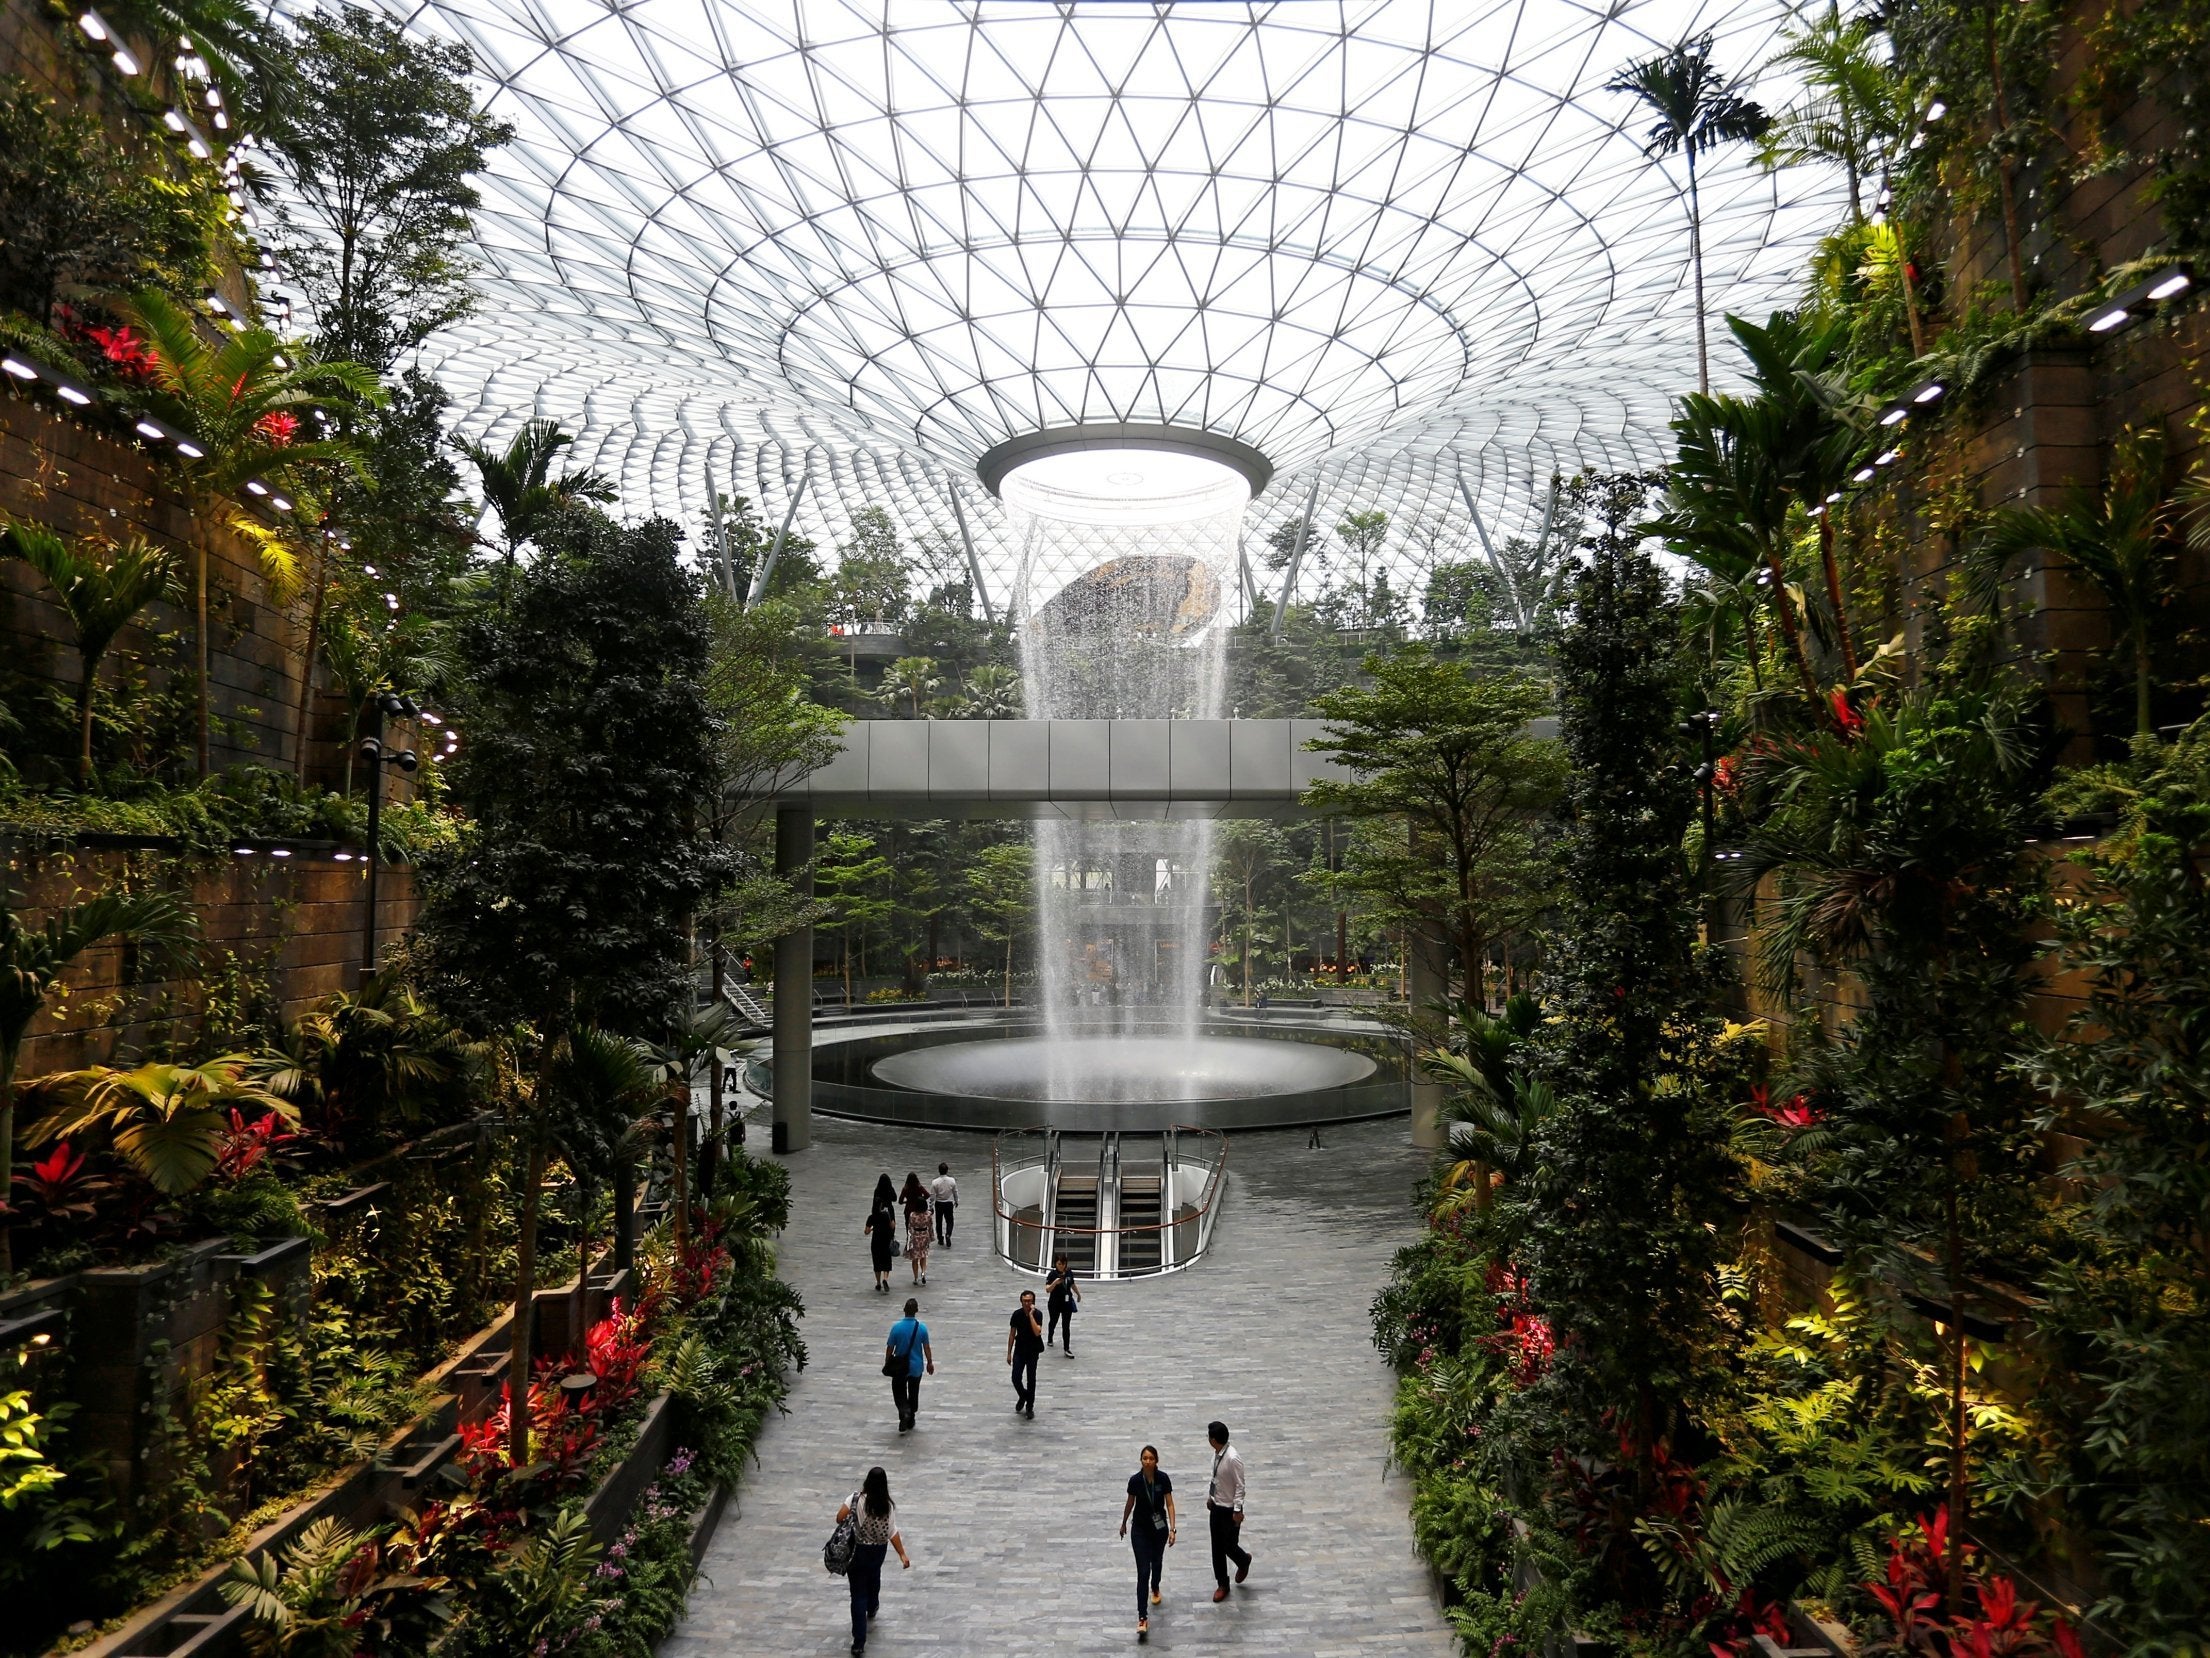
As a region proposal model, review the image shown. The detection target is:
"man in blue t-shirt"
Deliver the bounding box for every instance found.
[886,1298,934,1432]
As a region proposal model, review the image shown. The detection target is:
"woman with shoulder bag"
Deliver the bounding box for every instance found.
[834,1466,910,1655]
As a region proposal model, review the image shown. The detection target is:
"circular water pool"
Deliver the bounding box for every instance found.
[870,1033,1374,1105]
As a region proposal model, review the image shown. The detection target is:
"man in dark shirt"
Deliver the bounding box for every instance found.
[1005,1289,1044,1417]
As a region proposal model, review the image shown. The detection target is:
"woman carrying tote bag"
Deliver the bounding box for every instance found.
[834,1466,910,1656]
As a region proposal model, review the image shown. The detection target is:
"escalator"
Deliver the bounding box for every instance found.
[1051,1150,1101,1274]
[1117,1145,1165,1272]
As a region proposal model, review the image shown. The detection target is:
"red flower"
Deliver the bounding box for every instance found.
[1712,754,1741,797]
[1830,690,1864,736]
[253,409,300,447]
[1753,1087,1826,1130]
[215,1106,296,1181]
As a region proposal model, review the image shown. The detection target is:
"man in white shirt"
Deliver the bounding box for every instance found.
[1204,1419,1252,1601]
[929,1163,958,1246]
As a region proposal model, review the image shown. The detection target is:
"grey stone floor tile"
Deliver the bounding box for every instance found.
[672,1109,1455,1657]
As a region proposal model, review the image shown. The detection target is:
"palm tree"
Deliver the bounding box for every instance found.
[1759,5,1929,353]
[317,606,453,793]
[1,520,179,782]
[644,1002,748,1256]
[459,419,616,580]
[876,655,941,719]
[124,289,379,776]
[1649,312,1870,711]
[252,969,463,1147]
[546,1025,659,1350]
[1974,429,2192,743]
[1610,37,1770,395]
[0,885,188,1271]
[27,1055,291,1197]
[959,663,1023,718]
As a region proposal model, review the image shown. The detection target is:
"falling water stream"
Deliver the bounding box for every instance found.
[1004,465,1245,1104]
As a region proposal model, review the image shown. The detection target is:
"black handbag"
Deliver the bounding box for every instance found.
[824,1505,858,1576]
[882,1322,915,1378]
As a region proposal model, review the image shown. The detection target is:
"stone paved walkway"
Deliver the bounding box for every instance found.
[665,1109,1456,1657]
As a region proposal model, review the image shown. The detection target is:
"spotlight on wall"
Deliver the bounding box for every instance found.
[2088,264,2195,334]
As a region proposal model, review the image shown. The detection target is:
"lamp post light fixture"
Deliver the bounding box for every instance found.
[1679,709,1722,877]
[359,692,420,980]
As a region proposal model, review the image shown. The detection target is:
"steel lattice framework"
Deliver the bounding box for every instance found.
[351,0,1840,607]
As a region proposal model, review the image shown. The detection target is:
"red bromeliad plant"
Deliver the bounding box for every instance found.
[1864,1514,2084,1658]
[9,1139,110,1229]
[213,1105,297,1181]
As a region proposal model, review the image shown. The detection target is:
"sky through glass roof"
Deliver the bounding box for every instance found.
[351,0,1843,604]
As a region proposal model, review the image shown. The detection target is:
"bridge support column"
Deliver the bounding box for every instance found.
[772,804,814,1154]
[1407,916,1450,1151]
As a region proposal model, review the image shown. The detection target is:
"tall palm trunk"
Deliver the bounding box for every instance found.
[508,1135,548,1468]
[1742,610,1767,691]
[1763,553,1824,706]
[194,536,212,777]
[1818,511,1858,680]
[293,535,332,784]
[669,1079,690,1255]
[1984,9,2030,313]
[75,661,99,785]
[1688,148,1709,395]
[0,1067,16,1276]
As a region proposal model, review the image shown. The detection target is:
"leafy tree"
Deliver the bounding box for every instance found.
[1520,473,1738,1493]
[317,606,452,794]
[827,506,910,635]
[416,506,719,1464]
[124,288,379,775]
[460,420,616,581]
[814,830,895,1003]
[27,1056,291,1197]
[334,369,478,613]
[0,522,179,783]
[1305,644,1565,1004]
[0,78,214,329]
[0,886,188,1272]
[2028,725,2210,1640]
[964,841,1034,1007]
[261,4,513,373]
[1211,821,1290,1004]
[1609,37,1769,394]
[1736,680,2048,1601]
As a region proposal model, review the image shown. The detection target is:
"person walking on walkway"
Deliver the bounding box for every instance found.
[1119,1443,1178,1641]
[835,1466,910,1656]
[1204,1419,1251,1601]
[884,1297,933,1432]
[1045,1252,1081,1355]
[930,1162,958,1246]
[863,1174,898,1293]
[900,1172,931,1286]
[1005,1288,1043,1417]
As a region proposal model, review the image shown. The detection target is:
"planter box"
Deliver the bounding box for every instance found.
[584,1393,677,1546]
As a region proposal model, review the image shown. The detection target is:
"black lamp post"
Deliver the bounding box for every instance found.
[360,692,419,980]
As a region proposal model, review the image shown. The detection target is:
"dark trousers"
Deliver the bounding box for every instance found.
[935,1202,954,1244]
[1010,1347,1038,1411]
[1132,1527,1166,1617]
[890,1371,921,1424]
[1047,1300,1074,1351]
[1207,1502,1250,1587]
[848,1541,886,1645]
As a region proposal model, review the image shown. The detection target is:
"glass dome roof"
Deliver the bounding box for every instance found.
[350,0,1841,601]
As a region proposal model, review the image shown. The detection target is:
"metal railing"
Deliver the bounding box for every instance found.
[991,1125,1228,1280]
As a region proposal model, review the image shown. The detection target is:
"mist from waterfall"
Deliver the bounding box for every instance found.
[1009,503,1244,1102]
